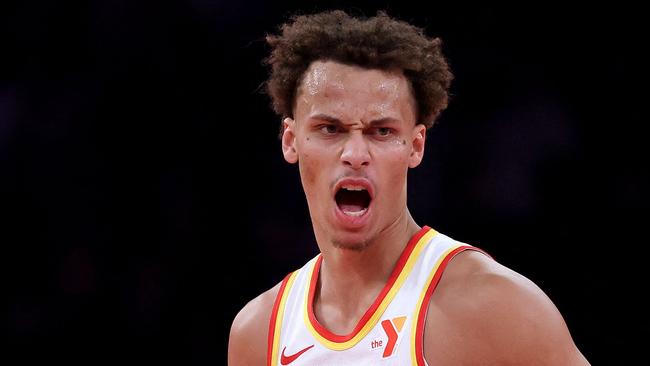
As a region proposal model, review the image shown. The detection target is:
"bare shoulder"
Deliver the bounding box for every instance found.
[425,250,590,365]
[228,281,283,366]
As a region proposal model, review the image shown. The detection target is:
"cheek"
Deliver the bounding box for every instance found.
[379,142,411,166]
[298,144,326,199]
[298,156,316,190]
[388,164,409,186]
[377,145,411,187]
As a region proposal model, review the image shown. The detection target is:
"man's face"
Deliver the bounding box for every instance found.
[282,60,426,250]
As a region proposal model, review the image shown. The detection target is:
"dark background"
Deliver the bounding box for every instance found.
[2,1,646,364]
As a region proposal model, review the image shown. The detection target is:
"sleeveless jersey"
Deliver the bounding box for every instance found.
[267,226,489,366]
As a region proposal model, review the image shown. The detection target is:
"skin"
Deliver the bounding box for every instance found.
[228,60,590,365]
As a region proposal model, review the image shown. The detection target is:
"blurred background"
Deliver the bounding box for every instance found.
[2,0,646,364]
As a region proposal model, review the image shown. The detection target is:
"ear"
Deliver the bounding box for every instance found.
[408,124,426,168]
[281,117,298,164]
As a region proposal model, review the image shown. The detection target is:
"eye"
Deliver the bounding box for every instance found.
[376,127,393,136]
[320,124,338,134]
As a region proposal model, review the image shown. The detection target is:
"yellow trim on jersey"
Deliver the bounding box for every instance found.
[409,243,464,365]
[271,271,298,366]
[304,228,439,351]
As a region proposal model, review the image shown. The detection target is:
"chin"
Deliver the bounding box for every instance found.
[330,230,373,251]
[331,239,369,251]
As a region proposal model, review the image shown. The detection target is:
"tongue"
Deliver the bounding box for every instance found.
[340,203,365,212]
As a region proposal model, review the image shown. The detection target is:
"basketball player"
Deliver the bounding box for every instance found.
[229,10,590,365]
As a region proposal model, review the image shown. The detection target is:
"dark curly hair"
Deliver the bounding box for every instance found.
[265,10,453,129]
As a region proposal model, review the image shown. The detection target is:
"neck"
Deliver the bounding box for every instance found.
[312,212,421,333]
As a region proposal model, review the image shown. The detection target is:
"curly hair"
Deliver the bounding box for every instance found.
[264,10,453,129]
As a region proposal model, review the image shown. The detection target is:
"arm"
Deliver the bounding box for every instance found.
[474,266,589,365]
[426,251,590,365]
[228,282,282,366]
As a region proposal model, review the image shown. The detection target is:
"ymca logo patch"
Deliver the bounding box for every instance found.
[371,315,407,358]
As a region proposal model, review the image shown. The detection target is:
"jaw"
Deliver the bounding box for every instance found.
[322,214,375,251]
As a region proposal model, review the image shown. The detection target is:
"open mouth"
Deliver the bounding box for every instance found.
[335,185,371,216]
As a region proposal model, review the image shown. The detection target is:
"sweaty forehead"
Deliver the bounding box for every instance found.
[297,60,414,118]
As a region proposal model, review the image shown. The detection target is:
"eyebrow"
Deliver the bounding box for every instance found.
[309,113,399,126]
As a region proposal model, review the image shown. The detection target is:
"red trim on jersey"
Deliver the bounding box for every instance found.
[307,225,432,343]
[267,273,293,366]
[414,246,490,366]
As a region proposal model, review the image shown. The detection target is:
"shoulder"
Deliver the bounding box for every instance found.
[425,250,589,365]
[228,280,284,366]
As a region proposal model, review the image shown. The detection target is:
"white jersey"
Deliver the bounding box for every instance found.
[267,226,488,366]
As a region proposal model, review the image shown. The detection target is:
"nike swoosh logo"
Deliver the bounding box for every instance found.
[280,344,314,365]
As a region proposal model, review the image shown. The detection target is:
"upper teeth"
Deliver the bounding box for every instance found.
[342,185,366,191]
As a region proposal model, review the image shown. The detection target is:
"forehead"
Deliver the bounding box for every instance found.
[296,60,415,119]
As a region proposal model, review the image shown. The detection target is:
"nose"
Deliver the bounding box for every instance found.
[340,132,370,169]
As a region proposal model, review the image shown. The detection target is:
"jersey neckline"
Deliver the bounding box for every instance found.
[303,225,438,350]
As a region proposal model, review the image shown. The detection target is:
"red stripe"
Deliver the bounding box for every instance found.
[414,246,490,366]
[267,273,293,366]
[307,226,432,343]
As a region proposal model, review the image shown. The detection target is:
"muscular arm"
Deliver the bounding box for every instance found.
[425,251,590,365]
[228,282,281,366]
